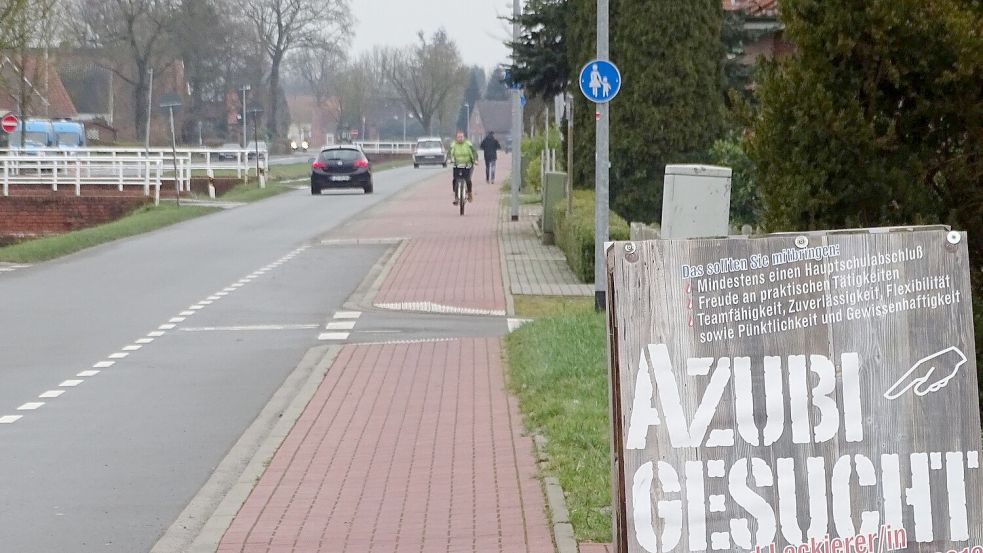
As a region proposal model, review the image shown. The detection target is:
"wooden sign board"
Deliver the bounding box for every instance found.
[606,228,982,553]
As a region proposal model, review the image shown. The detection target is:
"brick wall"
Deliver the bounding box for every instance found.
[0,195,151,239]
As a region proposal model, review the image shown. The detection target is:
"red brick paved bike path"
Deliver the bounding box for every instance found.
[336,167,507,314]
[217,162,555,552]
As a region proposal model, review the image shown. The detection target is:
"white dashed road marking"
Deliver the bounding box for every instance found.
[317,311,364,342]
[334,311,362,320]
[507,318,533,333]
[1,245,313,425]
[375,302,506,317]
[0,264,30,275]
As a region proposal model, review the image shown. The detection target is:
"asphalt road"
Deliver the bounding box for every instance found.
[0,165,434,552]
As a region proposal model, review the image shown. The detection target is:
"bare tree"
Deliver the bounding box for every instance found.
[290,42,345,109]
[243,0,351,138]
[0,0,29,52]
[67,0,177,139]
[383,30,468,135]
[175,0,265,142]
[0,0,59,135]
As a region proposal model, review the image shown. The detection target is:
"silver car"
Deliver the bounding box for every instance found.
[413,137,447,168]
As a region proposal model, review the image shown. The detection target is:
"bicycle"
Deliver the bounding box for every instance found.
[452,163,473,216]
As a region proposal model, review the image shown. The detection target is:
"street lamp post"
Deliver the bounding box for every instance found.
[464,103,471,140]
[239,84,250,148]
[159,91,182,206]
[247,104,264,187]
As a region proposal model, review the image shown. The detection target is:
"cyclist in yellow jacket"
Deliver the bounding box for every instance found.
[448,131,478,205]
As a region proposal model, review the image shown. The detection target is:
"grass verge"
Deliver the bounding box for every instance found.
[504,296,611,542]
[218,182,293,203]
[0,203,218,263]
[514,294,594,318]
[268,161,312,181]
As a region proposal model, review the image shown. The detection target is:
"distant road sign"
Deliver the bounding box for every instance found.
[1,113,19,133]
[351,128,359,137]
[579,59,622,103]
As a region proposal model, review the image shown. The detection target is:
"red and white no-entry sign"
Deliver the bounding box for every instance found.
[1,113,19,133]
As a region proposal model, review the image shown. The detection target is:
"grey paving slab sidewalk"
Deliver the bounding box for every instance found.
[500,200,593,297]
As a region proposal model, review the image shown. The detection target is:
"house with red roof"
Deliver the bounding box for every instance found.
[0,54,78,118]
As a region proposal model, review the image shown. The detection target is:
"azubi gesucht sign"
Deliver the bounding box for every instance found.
[606,228,982,553]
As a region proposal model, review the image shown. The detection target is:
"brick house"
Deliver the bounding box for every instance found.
[0,55,78,119]
[469,101,512,150]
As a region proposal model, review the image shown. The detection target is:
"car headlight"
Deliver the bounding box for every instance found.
[290,141,298,149]
[301,141,309,150]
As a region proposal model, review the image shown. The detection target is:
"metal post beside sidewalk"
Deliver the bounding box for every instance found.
[160,91,182,206]
[594,0,610,311]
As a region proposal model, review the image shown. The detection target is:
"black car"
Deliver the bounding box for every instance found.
[310,146,373,194]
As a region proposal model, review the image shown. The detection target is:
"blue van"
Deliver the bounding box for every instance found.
[8,119,56,151]
[52,120,86,148]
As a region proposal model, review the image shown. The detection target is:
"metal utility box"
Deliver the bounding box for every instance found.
[660,164,732,239]
[541,171,567,244]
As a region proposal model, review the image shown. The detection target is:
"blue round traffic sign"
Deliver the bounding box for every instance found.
[579,59,622,103]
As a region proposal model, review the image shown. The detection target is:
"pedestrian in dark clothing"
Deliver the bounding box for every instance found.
[479,132,502,184]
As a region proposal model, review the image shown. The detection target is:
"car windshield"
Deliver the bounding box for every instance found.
[417,141,442,150]
[9,131,48,147]
[320,149,361,162]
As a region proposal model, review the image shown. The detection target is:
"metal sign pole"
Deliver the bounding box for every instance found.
[145,68,153,153]
[168,106,180,206]
[510,0,522,222]
[595,0,610,311]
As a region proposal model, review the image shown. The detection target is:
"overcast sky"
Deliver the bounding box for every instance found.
[349,0,513,70]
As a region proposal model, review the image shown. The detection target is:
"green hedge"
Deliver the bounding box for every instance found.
[553,190,630,283]
[521,130,562,192]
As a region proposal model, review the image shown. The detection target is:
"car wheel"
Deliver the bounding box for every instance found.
[442,162,447,168]
[414,163,419,169]
[363,181,374,194]
[311,184,320,195]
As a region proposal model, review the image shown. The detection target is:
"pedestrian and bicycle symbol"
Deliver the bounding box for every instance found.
[579,59,621,103]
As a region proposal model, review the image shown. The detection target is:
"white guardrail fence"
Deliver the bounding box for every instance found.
[353,141,416,155]
[0,147,268,196]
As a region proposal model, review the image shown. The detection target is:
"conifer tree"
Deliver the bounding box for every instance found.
[748,0,983,384]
